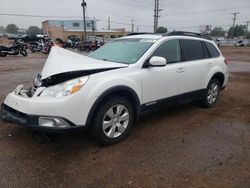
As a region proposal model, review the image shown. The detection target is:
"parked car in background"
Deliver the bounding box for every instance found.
[235,39,250,47]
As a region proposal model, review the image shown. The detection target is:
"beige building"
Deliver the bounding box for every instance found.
[42,20,128,41]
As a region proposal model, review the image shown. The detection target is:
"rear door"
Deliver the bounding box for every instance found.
[179,39,210,92]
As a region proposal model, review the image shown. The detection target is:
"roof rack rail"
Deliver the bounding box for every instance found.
[127,32,153,36]
[164,31,212,40]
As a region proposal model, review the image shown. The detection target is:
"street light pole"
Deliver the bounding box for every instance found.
[81,0,87,46]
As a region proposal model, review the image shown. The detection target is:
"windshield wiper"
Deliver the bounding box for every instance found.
[101,58,129,65]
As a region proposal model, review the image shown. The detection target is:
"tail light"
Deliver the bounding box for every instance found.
[224,58,228,65]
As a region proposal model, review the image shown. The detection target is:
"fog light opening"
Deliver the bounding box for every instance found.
[39,117,70,128]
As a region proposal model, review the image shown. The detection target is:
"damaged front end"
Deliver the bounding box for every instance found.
[0,46,127,132]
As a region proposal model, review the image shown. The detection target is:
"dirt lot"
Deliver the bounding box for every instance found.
[0,47,250,188]
[220,46,250,62]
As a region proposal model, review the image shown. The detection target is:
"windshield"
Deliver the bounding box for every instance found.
[89,38,154,64]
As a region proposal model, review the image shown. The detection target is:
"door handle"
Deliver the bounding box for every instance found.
[176,67,185,73]
[207,63,213,67]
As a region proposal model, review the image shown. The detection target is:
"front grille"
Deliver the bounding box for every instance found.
[3,104,27,119]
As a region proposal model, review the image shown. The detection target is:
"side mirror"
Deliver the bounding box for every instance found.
[148,56,167,67]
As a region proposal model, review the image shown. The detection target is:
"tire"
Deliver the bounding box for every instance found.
[201,79,220,108]
[30,48,35,53]
[90,96,134,145]
[0,52,7,57]
[20,50,28,57]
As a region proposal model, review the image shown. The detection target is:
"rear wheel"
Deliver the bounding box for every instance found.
[201,79,220,108]
[90,96,134,145]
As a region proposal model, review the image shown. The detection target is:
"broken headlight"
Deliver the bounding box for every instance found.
[40,76,89,97]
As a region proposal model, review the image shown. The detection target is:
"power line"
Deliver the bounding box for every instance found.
[163,6,250,17]
[0,11,235,32]
[0,13,82,19]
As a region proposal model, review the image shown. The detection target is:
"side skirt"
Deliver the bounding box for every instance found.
[140,89,206,113]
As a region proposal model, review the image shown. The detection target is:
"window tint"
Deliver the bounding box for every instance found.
[181,39,204,61]
[202,42,210,58]
[152,39,181,64]
[205,42,220,57]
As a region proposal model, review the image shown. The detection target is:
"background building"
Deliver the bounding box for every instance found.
[42,20,128,41]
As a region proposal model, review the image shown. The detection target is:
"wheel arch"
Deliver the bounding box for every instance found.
[210,72,225,88]
[85,86,141,128]
[205,71,225,88]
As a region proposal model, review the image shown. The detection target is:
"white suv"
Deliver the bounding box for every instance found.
[1,31,228,145]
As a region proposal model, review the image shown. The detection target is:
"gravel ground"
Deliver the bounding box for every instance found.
[0,48,250,188]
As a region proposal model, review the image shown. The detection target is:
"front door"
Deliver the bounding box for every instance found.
[142,39,185,104]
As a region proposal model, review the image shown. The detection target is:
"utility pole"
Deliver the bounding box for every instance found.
[91,20,95,34]
[154,0,157,32]
[131,19,135,32]
[108,16,111,30]
[81,0,87,46]
[230,12,240,38]
[245,20,250,31]
[153,0,162,33]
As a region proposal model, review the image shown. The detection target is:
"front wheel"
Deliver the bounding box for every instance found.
[90,96,134,145]
[201,79,220,108]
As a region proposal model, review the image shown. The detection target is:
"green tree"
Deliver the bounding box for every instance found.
[228,25,246,38]
[6,24,19,34]
[26,26,42,35]
[0,26,5,33]
[156,26,168,33]
[210,27,225,37]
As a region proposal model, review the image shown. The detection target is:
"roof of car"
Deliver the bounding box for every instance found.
[122,34,163,40]
[123,31,212,41]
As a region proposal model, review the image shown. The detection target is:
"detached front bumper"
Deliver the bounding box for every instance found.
[0,104,86,133]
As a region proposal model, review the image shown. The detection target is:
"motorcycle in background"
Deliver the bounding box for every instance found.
[41,40,54,54]
[0,39,28,57]
[29,40,44,53]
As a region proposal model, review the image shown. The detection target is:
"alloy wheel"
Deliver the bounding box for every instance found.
[102,104,130,138]
[207,82,219,104]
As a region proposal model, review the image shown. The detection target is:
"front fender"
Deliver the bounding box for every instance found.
[82,68,142,104]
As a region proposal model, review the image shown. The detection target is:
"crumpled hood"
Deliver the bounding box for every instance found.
[40,46,128,79]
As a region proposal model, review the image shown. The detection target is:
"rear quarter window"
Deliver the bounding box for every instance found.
[205,42,220,58]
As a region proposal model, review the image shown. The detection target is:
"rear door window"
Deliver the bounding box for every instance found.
[205,42,220,57]
[180,39,204,61]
